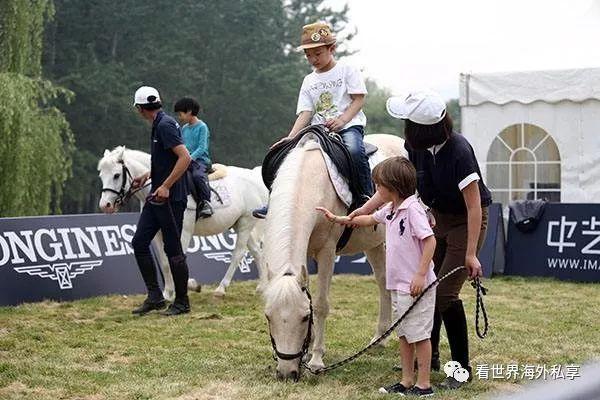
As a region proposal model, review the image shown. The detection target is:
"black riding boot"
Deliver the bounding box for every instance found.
[132,253,166,315]
[162,255,190,316]
[430,307,442,371]
[439,300,471,389]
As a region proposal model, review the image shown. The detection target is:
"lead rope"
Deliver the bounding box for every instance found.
[302,266,489,375]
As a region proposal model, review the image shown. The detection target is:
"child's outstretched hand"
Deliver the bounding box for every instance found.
[316,207,350,224]
[410,272,426,297]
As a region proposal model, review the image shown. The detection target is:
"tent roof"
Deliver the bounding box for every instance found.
[459,67,600,106]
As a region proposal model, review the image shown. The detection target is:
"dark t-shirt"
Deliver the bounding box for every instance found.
[406,132,492,214]
[150,111,187,202]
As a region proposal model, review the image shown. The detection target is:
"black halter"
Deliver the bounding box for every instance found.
[101,161,136,206]
[269,286,314,362]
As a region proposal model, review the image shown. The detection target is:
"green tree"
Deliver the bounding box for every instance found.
[44,0,351,213]
[362,79,403,136]
[0,0,74,216]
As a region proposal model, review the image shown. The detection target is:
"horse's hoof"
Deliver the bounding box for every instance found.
[213,288,226,298]
[188,278,201,293]
[162,290,175,302]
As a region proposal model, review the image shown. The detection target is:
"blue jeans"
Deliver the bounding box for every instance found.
[188,160,211,202]
[339,125,373,198]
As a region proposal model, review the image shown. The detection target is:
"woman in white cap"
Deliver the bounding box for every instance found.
[350,90,491,389]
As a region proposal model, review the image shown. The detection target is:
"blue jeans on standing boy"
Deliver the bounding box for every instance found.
[339,125,373,202]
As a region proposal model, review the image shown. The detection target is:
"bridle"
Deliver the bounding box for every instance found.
[101,161,146,207]
[268,286,314,363]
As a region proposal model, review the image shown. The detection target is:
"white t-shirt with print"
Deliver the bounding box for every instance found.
[296,62,368,130]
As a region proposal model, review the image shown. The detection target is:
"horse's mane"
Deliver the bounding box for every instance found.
[264,145,316,277]
[97,146,150,171]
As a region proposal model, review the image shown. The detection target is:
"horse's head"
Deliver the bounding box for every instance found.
[263,264,311,381]
[97,147,129,213]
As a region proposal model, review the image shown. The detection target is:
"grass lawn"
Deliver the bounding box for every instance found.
[0,275,598,400]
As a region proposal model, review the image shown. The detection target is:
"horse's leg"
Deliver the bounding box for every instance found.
[213,217,253,297]
[152,231,175,302]
[181,204,200,292]
[365,243,392,344]
[247,227,266,293]
[307,248,336,370]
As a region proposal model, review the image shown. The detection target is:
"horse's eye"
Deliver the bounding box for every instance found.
[113,173,120,180]
[302,315,310,322]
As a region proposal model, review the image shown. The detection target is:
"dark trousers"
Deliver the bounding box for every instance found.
[131,199,189,303]
[430,207,489,370]
[189,160,211,203]
[339,125,373,198]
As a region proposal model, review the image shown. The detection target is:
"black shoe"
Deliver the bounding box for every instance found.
[378,382,408,394]
[161,302,190,316]
[196,200,213,219]
[252,205,268,219]
[405,385,434,397]
[132,298,166,315]
[438,376,466,390]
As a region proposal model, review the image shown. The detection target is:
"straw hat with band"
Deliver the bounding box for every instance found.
[298,21,336,50]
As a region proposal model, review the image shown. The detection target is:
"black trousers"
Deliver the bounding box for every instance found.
[131,199,188,301]
[188,160,211,203]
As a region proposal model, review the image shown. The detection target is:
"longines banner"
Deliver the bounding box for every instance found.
[1,207,506,306]
[0,213,263,306]
[505,204,600,282]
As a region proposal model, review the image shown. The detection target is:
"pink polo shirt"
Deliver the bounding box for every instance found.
[373,195,436,293]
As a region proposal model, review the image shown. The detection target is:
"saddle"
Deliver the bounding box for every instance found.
[262,124,378,251]
[207,164,227,181]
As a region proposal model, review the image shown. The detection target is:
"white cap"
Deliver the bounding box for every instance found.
[386,90,446,125]
[133,86,161,106]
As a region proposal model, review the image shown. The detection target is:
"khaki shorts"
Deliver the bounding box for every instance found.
[391,289,436,344]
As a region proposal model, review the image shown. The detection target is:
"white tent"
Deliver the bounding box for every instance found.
[459,67,600,205]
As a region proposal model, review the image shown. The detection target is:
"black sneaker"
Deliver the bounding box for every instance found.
[132,299,166,315]
[378,382,408,394]
[252,205,268,219]
[404,386,434,397]
[196,200,213,219]
[161,302,190,316]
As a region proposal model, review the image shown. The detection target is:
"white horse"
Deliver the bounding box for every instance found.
[263,134,406,380]
[98,146,269,298]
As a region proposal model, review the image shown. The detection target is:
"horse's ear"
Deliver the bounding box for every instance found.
[297,264,308,286]
[116,146,125,161]
[103,149,110,157]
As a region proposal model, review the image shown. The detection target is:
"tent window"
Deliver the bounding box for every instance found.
[486,123,560,205]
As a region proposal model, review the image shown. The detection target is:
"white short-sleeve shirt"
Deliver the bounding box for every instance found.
[296,62,367,130]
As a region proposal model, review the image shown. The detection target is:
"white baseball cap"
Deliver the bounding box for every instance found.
[386,90,447,125]
[133,86,161,106]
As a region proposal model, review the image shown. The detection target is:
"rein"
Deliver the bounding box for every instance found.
[269,266,489,375]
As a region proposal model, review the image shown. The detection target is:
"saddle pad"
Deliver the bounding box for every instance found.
[209,178,232,209]
[297,133,378,208]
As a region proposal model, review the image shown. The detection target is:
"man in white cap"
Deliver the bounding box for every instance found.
[130,86,192,316]
[350,90,492,390]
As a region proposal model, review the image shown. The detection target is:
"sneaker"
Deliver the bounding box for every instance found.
[405,386,434,397]
[252,205,268,219]
[378,382,408,394]
[131,298,166,315]
[196,200,213,219]
[160,301,190,316]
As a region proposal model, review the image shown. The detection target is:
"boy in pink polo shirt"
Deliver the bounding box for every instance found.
[317,156,436,397]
